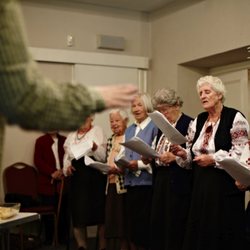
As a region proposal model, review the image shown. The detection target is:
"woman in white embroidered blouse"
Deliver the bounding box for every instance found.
[63,114,107,250]
[171,76,249,250]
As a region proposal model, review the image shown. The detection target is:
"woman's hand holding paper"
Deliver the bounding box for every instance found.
[125,160,138,172]
[170,145,187,160]
[141,155,152,165]
[159,152,176,165]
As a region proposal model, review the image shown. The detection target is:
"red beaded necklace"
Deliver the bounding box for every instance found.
[200,112,222,154]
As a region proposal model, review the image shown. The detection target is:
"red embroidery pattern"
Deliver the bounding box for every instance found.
[155,135,170,166]
[246,157,250,165]
[231,130,248,140]
[200,113,221,154]
[234,120,247,126]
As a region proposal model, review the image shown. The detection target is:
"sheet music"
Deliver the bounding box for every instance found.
[84,155,112,173]
[148,111,188,145]
[70,140,93,160]
[114,156,130,171]
[120,137,160,159]
[217,157,250,186]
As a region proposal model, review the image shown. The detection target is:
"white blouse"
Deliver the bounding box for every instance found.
[177,112,249,169]
[63,125,107,176]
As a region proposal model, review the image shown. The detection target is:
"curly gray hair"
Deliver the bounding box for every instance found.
[196,75,226,103]
[151,88,183,109]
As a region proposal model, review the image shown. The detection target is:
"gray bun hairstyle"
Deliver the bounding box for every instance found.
[151,88,183,109]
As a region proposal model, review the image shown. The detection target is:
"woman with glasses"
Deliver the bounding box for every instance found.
[141,88,193,250]
[171,76,249,250]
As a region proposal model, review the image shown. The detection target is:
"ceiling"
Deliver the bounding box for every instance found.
[66,0,176,12]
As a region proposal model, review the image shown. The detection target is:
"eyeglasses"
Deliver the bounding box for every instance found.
[157,106,172,114]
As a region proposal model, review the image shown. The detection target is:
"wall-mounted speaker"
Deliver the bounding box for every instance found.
[97,35,125,50]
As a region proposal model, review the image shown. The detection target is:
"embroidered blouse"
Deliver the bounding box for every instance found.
[177,112,249,169]
[152,118,193,166]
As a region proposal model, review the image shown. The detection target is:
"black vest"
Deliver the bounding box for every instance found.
[191,106,244,195]
[153,113,193,195]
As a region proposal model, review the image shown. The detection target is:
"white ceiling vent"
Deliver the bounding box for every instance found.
[97,35,124,50]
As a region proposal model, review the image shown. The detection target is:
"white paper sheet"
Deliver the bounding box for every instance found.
[70,139,93,160]
[114,156,130,171]
[84,155,112,173]
[148,111,188,145]
[120,137,160,159]
[216,157,250,186]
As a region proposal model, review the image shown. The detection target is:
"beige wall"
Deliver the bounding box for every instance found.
[16,0,250,126]
[150,0,250,118]
[2,0,250,202]
[0,62,73,203]
[20,0,150,57]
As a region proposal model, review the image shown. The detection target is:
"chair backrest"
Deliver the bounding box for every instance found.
[3,162,38,201]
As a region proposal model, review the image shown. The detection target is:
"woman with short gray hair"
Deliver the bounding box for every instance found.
[196,75,227,103]
[104,108,130,249]
[120,92,158,250]
[171,75,249,250]
[151,88,183,109]
[142,88,193,250]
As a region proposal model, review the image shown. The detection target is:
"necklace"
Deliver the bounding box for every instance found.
[200,111,222,154]
[77,133,86,140]
[75,125,92,143]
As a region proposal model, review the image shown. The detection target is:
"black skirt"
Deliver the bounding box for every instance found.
[104,183,128,239]
[127,185,152,248]
[182,163,247,250]
[70,157,107,227]
[151,167,191,250]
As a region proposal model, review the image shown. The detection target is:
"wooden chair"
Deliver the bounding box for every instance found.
[3,162,60,248]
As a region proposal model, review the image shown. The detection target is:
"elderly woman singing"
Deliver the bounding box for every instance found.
[171,76,249,250]
[104,109,130,249]
[63,114,107,250]
[120,93,158,250]
[142,88,193,250]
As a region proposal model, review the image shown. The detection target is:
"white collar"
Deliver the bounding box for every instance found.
[134,116,151,130]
